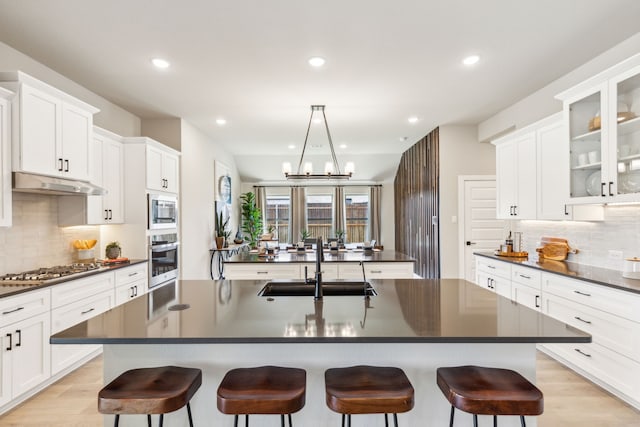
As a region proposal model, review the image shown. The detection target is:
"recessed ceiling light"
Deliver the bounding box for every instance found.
[462,55,480,66]
[288,144,296,149]
[216,118,227,126]
[308,56,326,67]
[399,136,408,142]
[408,116,419,124]
[339,144,347,149]
[151,58,170,69]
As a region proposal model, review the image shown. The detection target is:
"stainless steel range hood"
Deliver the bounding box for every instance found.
[12,172,107,196]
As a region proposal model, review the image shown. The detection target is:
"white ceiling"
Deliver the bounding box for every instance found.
[0,0,639,181]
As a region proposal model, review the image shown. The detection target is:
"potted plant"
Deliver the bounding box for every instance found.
[300,230,310,241]
[240,192,263,249]
[262,224,276,241]
[335,229,345,244]
[215,210,229,249]
[105,241,121,259]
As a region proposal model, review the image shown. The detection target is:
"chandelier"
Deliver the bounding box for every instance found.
[282,105,354,180]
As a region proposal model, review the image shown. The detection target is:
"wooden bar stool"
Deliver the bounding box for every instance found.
[436,365,544,427]
[98,365,202,427]
[324,365,414,427]
[217,366,306,426]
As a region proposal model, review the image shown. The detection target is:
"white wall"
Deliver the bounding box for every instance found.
[141,118,182,152]
[478,32,640,142]
[0,41,141,137]
[180,121,240,279]
[439,125,496,278]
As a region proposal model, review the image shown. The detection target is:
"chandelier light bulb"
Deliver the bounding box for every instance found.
[324,162,334,175]
[345,161,355,175]
[282,162,292,175]
[303,162,313,175]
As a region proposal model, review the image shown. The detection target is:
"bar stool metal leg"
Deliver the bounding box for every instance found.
[494,414,498,427]
[159,413,164,427]
[449,406,455,427]
[147,414,152,427]
[385,413,389,427]
[289,413,293,426]
[187,403,194,427]
[113,414,119,427]
[521,415,526,427]
[393,413,398,427]
[473,414,478,427]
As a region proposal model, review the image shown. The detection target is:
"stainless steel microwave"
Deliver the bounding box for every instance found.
[148,193,178,229]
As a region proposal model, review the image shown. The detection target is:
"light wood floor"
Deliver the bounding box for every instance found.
[0,352,638,426]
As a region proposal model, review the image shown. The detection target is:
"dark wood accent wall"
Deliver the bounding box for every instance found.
[394,128,440,278]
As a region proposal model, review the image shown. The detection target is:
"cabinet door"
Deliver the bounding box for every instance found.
[566,83,609,201]
[162,152,179,193]
[146,145,164,191]
[495,142,517,219]
[0,94,11,227]
[537,120,572,220]
[513,132,536,219]
[19,84,61,176]
[0,326,13,407]
[10,312,51,398]
[86,135,106,224]
[103,138,124,223]
[61,103,92,181]
[512,282,541,311]
[609,64,640,202]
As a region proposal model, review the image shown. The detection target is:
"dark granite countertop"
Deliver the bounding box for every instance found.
[475,252,640,294]
[51,278,589,345]
[226,250,415,264]
[0,259,148,299]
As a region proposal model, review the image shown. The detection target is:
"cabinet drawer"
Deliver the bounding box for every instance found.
[476,257,511,279]
[51,289,114,334]
[512,282,541,311]
[51,272,114,309]
[301,263,338,280]
[543,293,640,362]
[115,263,148,287]
[542,272,640,322]
[511,266,541,289]
[224,264,301,280]
[0,288,50,325]
[115,278,147,306]
[339,262,414,279]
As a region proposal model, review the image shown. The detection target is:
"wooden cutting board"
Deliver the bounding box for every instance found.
[536,237,576,261]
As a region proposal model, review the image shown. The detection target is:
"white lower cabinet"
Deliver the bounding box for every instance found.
[114,263,148,306]
[224,263,301,280]
[0,289,51,407]
[50,272,115,376]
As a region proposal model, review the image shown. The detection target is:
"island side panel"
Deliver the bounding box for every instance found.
[103,342,537,427]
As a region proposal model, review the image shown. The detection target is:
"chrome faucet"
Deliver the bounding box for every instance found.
[314,236,324,300]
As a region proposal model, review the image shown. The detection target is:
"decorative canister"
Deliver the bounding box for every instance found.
[622,257,640,280]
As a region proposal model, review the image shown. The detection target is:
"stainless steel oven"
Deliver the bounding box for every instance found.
[149,233,179,288]
[148,193,178,229]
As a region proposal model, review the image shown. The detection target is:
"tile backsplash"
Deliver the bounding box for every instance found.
[514,205,640,271]
[0,193,100,275]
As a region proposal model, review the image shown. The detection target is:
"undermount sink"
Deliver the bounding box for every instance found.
[258,281,376,297]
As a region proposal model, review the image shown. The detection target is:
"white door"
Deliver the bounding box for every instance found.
[458,177,505,282]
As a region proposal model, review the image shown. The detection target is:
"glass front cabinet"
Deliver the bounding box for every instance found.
[557,54,640,203]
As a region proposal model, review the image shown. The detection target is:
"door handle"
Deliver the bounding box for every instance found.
[64,159,69,172]
[5,333,12,351]
[601,182,606,197]
[609,182,614,197]
[81,308,95,315]
[564,204,569,216]
[574,348,592,358]
[105,209,109,220]
[466,241,476,246]
[574,316,592,324]
[15,330,21,347]
[574,290,591,297]
[535,295,540,308]
[2,306,24,315]
[108,209,113,220]
[58,158,64,171]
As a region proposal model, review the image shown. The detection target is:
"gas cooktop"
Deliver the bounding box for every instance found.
[0,263,101,286]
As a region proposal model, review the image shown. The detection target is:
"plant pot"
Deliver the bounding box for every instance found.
[215,236,225,249]
[106,247,121,259]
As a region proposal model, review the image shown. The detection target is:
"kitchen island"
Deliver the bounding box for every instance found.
[52,278,589,426]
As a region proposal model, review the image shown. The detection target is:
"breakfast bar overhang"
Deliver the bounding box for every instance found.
[52,279,590,426]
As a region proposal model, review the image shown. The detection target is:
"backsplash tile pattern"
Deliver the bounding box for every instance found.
[514,206,640,271]
[0,193,100,275]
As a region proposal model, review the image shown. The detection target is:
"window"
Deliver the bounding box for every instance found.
[345,194,369,243]
[265,195,290,243]
[306,194,332,241]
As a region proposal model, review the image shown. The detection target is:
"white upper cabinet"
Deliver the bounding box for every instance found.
[58,126,124,226]
[0,71,99,182]
[146,144,179,193]
[494,113,603,221]
[557,54,640,203]
[0,87,13,227]
[494,131,537,219]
